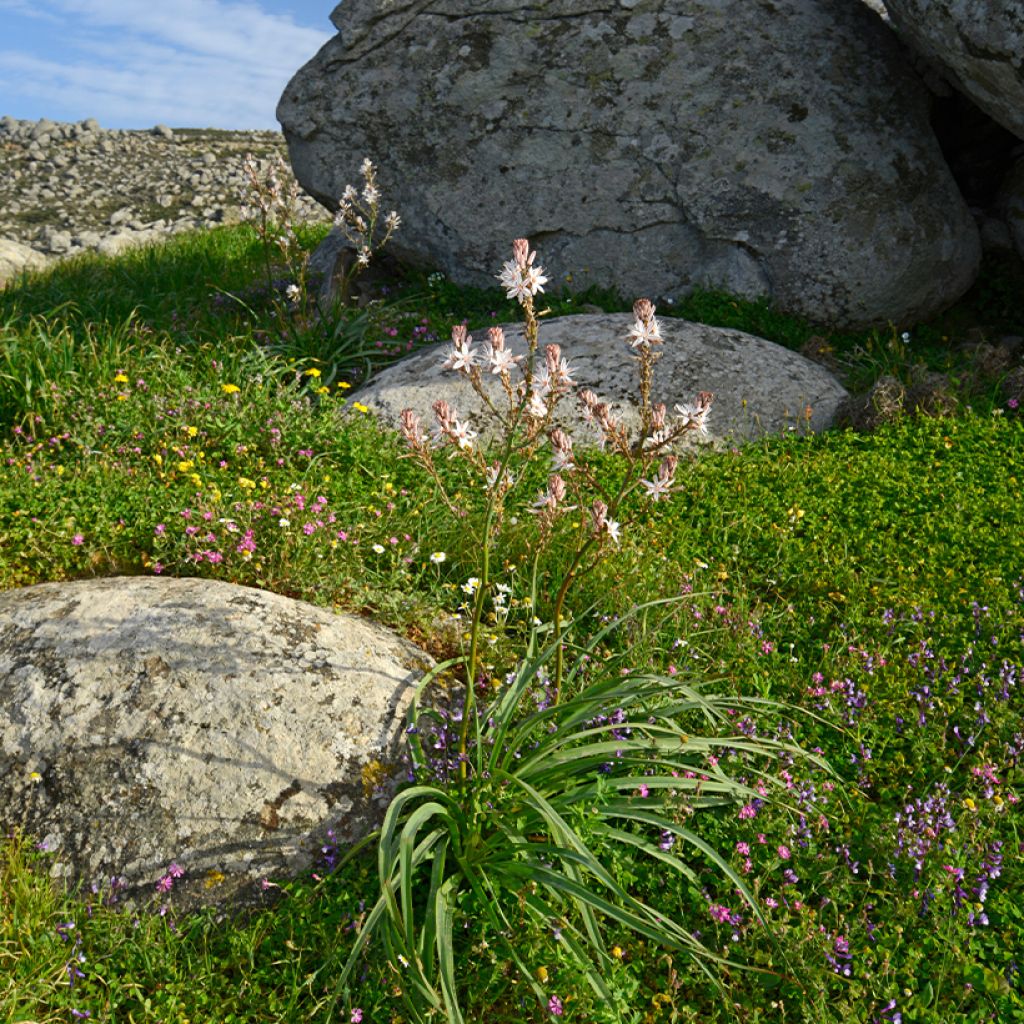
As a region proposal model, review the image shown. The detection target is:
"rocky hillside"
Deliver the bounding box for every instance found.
[0,116,328,265]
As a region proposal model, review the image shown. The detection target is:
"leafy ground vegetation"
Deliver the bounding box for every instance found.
[0,214,1022,1024]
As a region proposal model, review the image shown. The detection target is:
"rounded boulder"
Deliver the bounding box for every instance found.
[0,577,433,908]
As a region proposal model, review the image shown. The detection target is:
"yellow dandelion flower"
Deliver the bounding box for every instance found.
[113,373,129,384]
[221,383,240,395]
[317,386,330,395]
[187,425,198,438]
[338,381,352,389]
[353,402,370,414]
[116,394,128,401]
[304,367,321,378]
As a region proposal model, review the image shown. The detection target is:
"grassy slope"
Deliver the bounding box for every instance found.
[0,227,1021,1024]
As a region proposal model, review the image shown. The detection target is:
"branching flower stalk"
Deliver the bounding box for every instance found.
[332,158,401,307]
[239,155,402,385]
[241,153,308,298]
[400,240,714,739]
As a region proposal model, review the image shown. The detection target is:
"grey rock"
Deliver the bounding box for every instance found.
[354,312,848,447]
[30,118,55,141]
[41,228,72,253]
[882,1,1024,140]
[978,215,1013,252]
[0,238,47,286]
[1000,159,1024,259]
[0,576,432,909]
[278,0,979,327]
[96,231,156,257]
[153,123,174,139]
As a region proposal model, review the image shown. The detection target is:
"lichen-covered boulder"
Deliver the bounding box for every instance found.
[882,0,1024,141]
[278,0,979,327]
[353,313,849,447]
[0,577,433,909]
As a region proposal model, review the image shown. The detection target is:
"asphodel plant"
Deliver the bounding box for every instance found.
[322,241,823,1023]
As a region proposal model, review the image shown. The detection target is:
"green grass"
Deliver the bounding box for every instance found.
[0,227,1022,1023]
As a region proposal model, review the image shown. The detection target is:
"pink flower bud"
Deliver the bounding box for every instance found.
[633,298,656,324]
[545,344,561,375]
[400,408,425,448]
[512,238,530,268]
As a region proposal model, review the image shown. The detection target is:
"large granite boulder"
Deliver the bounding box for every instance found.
[353,313,849,447]
[882,0,1024,141]
[278,0,979,328]
[0,577,432,909]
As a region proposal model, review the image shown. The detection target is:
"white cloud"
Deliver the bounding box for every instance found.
[0,0,333,128]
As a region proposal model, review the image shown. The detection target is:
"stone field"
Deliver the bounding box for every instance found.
[0,115,328,267]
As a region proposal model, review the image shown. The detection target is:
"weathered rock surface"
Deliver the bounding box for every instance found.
[882,1,1024,141]
[279,0,979,327]
[0,238,48,288]
[1001,159,1024,259]
[354,313,848,447]
[0,576,432,909]
[0,116,328,268]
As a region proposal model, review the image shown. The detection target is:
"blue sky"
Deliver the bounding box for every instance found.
[0,0,335,129]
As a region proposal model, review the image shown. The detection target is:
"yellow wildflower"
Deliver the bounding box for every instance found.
[338,381,352,389]
[176,461,194,473]
[238,477,256,490]
[113,373,129,384]
[304,367,321,378]
[353,402,370,414]
[221,383,241,395]
[152,454,162,466]
[536,966,549,983]
[187,425,198,438]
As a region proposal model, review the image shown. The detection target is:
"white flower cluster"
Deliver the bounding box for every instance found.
[399,239,715,550]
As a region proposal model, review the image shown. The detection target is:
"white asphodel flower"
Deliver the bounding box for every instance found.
[640,474,673,501]
[489,345,519,375]
[449,417,477,450]
[496,240,548,303]
[604,517,622,545]
[627,316,662,349]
